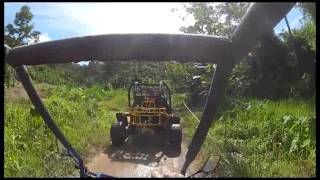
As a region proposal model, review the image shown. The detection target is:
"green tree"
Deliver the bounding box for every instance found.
[250,32,297,98]
[297,2,316,22]
[177,3,316,99]
[4,5,41,88]
[178,3,250,36]
[176,3,250,101]
[278,5,316,98]
[281,19,316,51]
[164,61,193,93]
[4,5,41,47]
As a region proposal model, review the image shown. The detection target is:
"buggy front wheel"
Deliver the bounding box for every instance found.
[110,122,126,146]
[168,124,182,150]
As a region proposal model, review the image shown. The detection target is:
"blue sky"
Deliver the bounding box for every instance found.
[4,3,305,65]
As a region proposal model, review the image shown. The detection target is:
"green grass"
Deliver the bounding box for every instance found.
[4,84,316,177]
[4,84,127,177]
[177,96,316,177]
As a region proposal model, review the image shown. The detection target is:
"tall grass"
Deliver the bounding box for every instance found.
[177,96,316,177]
[4,84,127,177]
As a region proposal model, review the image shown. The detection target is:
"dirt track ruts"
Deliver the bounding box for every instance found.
[86,132,201,177]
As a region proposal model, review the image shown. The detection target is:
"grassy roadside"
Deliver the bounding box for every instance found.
[175,94,316,177]
[4,84,316,177]
[4,83,128,177]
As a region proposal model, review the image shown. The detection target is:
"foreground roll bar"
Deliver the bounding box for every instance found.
[5,34,231,66]
[4,2,295,177]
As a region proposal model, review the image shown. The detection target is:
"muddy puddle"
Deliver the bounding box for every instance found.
[86,133,201,177]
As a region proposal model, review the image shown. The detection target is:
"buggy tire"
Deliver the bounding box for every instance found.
[168,124,182,150]
[110,122,126,146]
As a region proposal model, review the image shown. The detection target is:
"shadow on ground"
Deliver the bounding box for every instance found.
[104,133,181,167]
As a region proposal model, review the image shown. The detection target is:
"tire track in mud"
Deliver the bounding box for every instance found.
[86,132,201,177]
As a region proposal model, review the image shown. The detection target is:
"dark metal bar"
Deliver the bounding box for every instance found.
[5,34,230,66]
[284,16,292,36]
[181,58,236,175]
[14,65,86,177]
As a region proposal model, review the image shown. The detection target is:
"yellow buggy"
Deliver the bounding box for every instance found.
[110,81,182,149]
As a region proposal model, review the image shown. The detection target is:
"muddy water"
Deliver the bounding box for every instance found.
[86,133,199,177]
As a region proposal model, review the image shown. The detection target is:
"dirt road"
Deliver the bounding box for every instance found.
[86,133,202,177]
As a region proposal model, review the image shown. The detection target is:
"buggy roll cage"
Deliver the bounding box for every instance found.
[128,81,172,113]
[4,3,295,177]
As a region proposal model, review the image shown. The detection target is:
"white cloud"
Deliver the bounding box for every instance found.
[39,32,51,42]
[31,3,195,36]
[27,32,51,44]
[63,3,187,35]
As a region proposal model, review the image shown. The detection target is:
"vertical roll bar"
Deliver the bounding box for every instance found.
[14,65,86,177]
